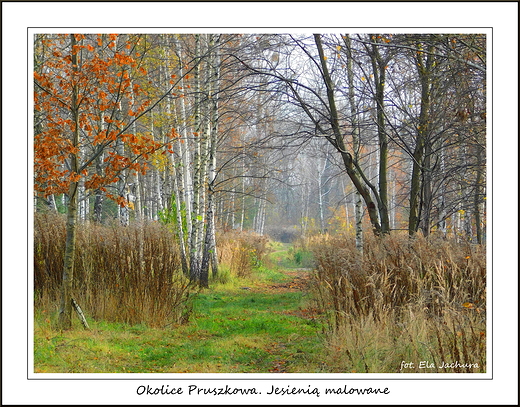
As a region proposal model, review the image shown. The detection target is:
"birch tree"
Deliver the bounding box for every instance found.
[200,34,222,286]
[343,34,364,249]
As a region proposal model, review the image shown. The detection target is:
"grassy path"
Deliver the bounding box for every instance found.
[34,250,328,373]
[178,267,325,373]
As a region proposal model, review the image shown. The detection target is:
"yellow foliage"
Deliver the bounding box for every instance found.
[151,150,169,171]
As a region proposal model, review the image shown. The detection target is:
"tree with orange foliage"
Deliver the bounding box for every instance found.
[34,34,168,329]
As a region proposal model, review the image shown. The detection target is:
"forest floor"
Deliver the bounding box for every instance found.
[33,244,332,373]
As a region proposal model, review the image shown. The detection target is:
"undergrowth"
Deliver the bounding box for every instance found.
[33,217,324,373]
[217,230,270,278]
[34,212,486,373]
[308,232,487,373]
[34,213,271,329]
[34,212,197,328]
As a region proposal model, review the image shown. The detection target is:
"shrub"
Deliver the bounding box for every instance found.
[309,232,486,372]
[217,230,270,278]
[266,226,300,243]
[34,212,197,328]
[310,232,485,322]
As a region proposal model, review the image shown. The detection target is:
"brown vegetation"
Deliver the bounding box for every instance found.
[34,213,272,328]
[217,230,270,278]
[34,212,196,328]
[308,232,486,373]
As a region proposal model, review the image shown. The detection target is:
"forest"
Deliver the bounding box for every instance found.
[33,33,486,373]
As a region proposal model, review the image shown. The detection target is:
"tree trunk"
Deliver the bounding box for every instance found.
[200,189,214,288]
[438,161,447,235]
[344,34,364,250]
[408,146,423,235]
[93,131,104,223]
[369,37,391,234]
[78,179,88,222]
[474,145,484,244]
[420,141,433,237]
[171,156,189,276]
[171,35,194,239]
[314,34,382,236]
[240,161,246,231]
[409,42,434,236]
[59,182,78,330]
[47,194,57,212]
[58,34,80,330]
[208,34,221,279]
[189,34,204,283]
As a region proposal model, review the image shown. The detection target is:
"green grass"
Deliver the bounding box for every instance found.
[268,241,315,270]
[34,265,327,373]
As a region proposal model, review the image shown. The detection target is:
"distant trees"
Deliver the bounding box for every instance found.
[233,33,486,243]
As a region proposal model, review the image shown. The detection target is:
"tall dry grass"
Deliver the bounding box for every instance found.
[34,212,197,328]
[217,230,270,278]
[308,232,486,373]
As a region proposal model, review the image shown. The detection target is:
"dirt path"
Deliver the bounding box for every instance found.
[253,268,314,293]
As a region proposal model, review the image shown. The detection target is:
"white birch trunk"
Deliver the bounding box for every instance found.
[189,34,204,282]
[390,176,396,230]
[240,161,246,231]
[47,194,57,212]
[130,82,142,221]
[171,157,189,276]
[156,169,164,216]
[230,186,236,229]
[344,34,364,251]
[208,34,220,277]
[172,35,193,240]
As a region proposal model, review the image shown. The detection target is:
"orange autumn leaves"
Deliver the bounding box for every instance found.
[34,34,168,204]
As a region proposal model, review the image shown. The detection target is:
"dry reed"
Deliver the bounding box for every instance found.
[308,232,486,373]
[34,212,197,328]
[217,230,270,277]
